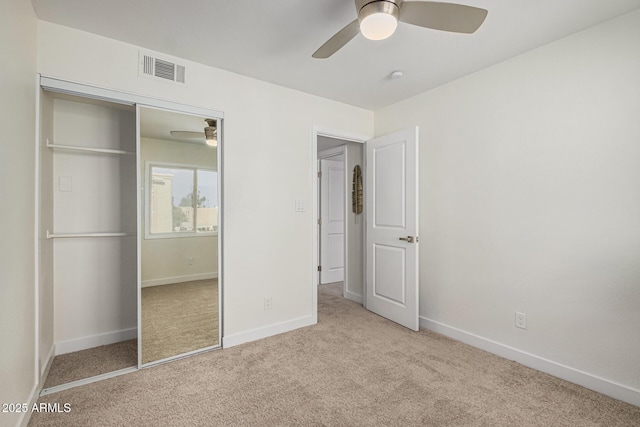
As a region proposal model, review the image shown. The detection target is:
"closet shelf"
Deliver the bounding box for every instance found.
[46,140,135,156]
[46,230,136,239]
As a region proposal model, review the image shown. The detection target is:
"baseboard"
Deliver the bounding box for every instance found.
[17,381,40,427]
[345,290,363,304]
[142,272,217,288]
[420,316,640,407]
[55,327,137,355]
[19,345,55,427]
[40,344,55,382]
[222,315,315,348]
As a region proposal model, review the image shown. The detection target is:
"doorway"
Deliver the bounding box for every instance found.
[312,126,420,331]
[314,131,366,316]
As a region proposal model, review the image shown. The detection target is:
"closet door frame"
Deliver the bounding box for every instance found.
[38,76,224,375]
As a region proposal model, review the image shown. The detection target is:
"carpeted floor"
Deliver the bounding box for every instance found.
[141,279,219,364]
[43,340,137,389]
[30,283,640,426]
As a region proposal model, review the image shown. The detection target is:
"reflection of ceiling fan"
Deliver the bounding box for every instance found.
[313,0,488,58]
[170,119,218,146]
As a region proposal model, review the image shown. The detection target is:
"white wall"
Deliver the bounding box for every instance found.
[0,1,37,426]
[345,143,364,301]
[37,21,374,344]
[140,136,218,286]
[375,9,640,404]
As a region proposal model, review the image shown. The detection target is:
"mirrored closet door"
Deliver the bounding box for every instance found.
[138,106,221,366]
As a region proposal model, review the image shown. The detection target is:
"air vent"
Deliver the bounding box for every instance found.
[176,65,186,84]
[139,52,186,84]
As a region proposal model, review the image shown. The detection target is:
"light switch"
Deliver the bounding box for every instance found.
[58,176,72,192]
[295,200,306,212]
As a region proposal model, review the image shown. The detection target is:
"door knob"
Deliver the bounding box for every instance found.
[399,236,414,243]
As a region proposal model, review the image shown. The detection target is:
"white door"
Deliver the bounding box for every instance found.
[365,127,419,330]
[320,158,345,284]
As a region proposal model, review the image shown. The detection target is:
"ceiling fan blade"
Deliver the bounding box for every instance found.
[170,131,205,139]
[312,19,360,59]
[400,1,488,34]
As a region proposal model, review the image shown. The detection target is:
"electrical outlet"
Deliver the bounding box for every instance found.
[264,297,272,310]
[187,257,194,266]
[515,312,527,329]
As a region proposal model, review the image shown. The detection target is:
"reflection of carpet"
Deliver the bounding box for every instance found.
[33,283,640,426]
[43,339,137,389]
[141,279,219,364]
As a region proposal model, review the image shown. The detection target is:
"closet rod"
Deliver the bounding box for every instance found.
[46,140,135,156]
[46,230,135,239]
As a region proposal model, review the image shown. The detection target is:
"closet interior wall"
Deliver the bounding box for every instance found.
[39,91,137,361]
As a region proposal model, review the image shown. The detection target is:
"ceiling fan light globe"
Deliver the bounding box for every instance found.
[204,119,217,147]
[360,13,398,40]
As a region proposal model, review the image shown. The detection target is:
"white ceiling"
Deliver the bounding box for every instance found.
[31,0,640,110]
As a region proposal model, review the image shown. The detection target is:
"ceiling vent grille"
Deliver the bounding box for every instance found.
[139,51,186,84]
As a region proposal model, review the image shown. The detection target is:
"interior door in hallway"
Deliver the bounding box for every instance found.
[365,127,419,330]
[320,158,345,284]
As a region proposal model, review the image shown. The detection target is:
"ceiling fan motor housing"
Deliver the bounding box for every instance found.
[356,0,401,22]
[313,0,487,58]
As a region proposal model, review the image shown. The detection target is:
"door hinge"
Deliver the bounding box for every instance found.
[317,265,322,272]
[317,218,322,225]
[318,171,322,178]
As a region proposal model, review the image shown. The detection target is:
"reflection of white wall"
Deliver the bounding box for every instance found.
[141,237,217,287]
[141,136,218,285]
[174,207,218,231]
[194,207,218,231]
[150,173,173,233]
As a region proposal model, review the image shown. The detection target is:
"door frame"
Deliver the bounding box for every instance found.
[311,127,369,324]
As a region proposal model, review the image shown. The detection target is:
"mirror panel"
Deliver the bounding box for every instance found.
[139,106,220,365]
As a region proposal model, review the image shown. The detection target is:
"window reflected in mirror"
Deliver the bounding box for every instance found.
[148,165,218,236]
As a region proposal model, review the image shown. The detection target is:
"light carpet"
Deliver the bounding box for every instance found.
[141,279,219,364]
[30,283,640,426]
[43,340,137,389]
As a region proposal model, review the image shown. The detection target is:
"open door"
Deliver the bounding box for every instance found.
[365,127,419,331]
[319,158,345,284]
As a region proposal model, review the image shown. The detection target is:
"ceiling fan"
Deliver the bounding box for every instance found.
[312,0,488,58]
[170,119,218,146]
